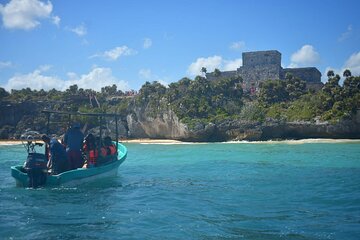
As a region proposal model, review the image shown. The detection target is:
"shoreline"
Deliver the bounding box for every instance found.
[1,138,360,145]
[120,139,184,144]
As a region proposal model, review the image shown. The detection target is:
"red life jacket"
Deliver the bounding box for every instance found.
[101,145,116,156]
[88,149,98,165]
[83,143,98,165]
[109,145,116,155]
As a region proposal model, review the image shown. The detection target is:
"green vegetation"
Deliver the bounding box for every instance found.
[166,75,243,125]
[1,83,127,111]
[1,69,359,132]
[258,70,360,123]
[258,74,307,105]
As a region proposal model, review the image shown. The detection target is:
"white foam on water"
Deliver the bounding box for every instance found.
[223,139,360,144]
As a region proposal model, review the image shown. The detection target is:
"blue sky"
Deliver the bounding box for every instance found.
[0,0,359,92]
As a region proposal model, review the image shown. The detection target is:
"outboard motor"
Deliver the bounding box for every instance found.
[22,139,48,188]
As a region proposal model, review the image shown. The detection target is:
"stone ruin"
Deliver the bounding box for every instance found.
[206,50,323,91]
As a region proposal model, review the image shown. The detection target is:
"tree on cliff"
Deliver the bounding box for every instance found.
[67,84,79,95]
[201,67,207,77]
[137,81,167,112]
[164,75,243,123]
[101,84,120,96]
[315,73,359,121]
[285,76,307,100]
[167,77,192,102]
[0,87,9,100]
[258,80,287,105]
[343,69,352,78]
[327,70,335,79]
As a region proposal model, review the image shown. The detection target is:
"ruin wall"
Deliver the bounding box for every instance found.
[242,50,281,67]
[282,67,322,83]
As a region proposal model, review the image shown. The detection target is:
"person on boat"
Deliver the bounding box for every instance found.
[82,133,98,168]
[41,135,69,175]
[96,136,117,166]
[100,136,117,157]
[63,122,84,170]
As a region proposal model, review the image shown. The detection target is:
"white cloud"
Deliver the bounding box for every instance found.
[38,64,51,72]
[4,66,64,91]
[52,15,60,26]
[289,45,320,67]
[187,56,223,76]
[0,61,13,69]
[287,62,298,68]
[138,68,152,79]
[0,0,53,30]
[91,46,137,61]
[143,38,152,49]
[66,72,78,80]
[338,25,352,42]
[154,79,169,87]
[3,66,130,92]
[343,51,360,76]
[66,67,129,91]
[138,68,169,86]
[187,56,242,76]
[68,23,87,36]
[230,41,245,50]
[322,51,360,83]
[223,58,242,71]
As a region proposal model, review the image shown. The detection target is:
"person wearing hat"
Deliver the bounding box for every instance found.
[63,122,84,169]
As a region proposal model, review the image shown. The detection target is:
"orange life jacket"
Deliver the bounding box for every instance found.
[83,143,98,165]
[101,145,116,156]
[88,149,98,165]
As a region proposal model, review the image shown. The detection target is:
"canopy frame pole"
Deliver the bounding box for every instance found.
[99,116,103,154]
[115,115,119,155]
[46,112,51,135]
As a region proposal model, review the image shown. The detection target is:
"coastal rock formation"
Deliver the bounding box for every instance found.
[124,107,360,141]
[1,100,359,142]
[261,120,360,140]
[0,101,45,138]
[127,107,189,140]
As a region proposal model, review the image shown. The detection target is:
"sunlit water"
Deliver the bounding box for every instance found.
[1,141,360,239]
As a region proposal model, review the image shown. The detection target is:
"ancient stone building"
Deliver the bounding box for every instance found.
[206,50,322,91]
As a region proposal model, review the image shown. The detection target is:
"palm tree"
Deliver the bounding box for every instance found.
[201,67,207,77]
[343,69,352,78]
[327,70,335,79]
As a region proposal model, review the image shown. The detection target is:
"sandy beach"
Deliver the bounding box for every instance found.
[1,138,359,146]
[119,139,184,144]
[0,140,24,145]
[0,139,184,145]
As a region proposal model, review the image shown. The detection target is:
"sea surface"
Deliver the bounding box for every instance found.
[0,140,360,240]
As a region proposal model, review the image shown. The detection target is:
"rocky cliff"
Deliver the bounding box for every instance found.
[0,101,47,138]
[1,100,359,141]
[123,103,360,141]
[126,107,189,139]
[113,104,360,141]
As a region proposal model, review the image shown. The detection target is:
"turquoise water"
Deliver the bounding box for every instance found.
[1,141,360,239]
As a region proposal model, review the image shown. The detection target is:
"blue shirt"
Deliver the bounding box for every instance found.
[49,138,67,162]
[63,128,84,151]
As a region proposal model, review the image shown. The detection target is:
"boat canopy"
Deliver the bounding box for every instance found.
[41,109,122,151]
